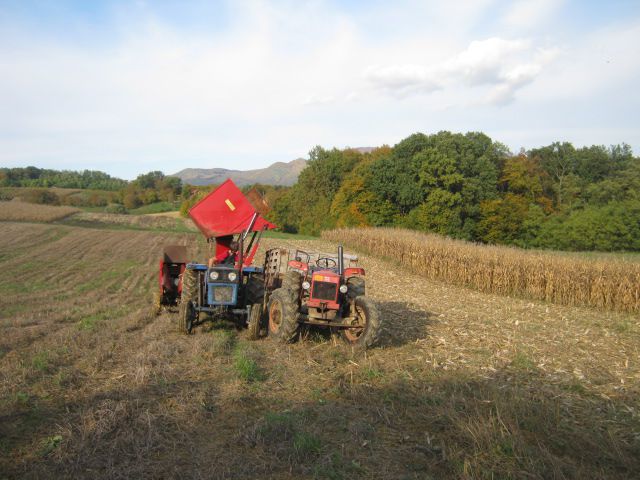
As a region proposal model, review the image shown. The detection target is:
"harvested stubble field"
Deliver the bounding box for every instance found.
[0,200,79,223]
[324,227,640,313]
[0,220,639,479]
[65,211,197,232]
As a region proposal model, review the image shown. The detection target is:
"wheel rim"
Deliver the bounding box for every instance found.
[269,299,282,334]
[343,304,366,343]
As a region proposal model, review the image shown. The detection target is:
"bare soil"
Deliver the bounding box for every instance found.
[0,222,638,479]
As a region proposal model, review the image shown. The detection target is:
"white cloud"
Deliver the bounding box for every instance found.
[443,38,530,85]
[363,64,441,98]
[365,37,555,106]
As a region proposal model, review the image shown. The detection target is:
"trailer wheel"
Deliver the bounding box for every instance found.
[281,271,301,299]
[268,288,299,342]
[341,296,381,349]
[247,303,262,340]
[178,269,197,334]
[346,276,365,299]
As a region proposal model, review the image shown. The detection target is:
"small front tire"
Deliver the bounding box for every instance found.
[247,303,263,340]
[341,296,381,349]
[177,269,198,334]
[178,300,196,334]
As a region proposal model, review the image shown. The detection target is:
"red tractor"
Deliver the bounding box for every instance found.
[263,245,381,349]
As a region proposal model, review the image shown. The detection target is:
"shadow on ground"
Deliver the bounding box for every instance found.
[377,300,437,347]
[3,359,637,480]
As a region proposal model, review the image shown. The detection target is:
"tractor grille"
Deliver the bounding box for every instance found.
[312,281,337,301]
[211,286,234,303]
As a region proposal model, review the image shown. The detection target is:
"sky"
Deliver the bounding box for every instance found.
[0,0,639,179]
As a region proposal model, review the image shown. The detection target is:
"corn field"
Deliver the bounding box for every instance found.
[323,227,640,313]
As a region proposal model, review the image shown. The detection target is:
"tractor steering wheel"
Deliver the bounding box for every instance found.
[316,257,337,268]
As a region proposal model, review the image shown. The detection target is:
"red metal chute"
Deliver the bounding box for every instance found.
[188,179,276,238]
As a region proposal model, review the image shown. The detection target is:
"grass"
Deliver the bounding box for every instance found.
[39,435,63,457]
[128,201,179,215]
[210,329,236,354]
[232,343,265,382]
[510,351,536,371]
[31,351,50,372]
[263,230,318,240]
[75,260,138,294]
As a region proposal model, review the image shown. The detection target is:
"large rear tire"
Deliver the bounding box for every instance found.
[268,288,299,343]
[281,271,301,299]
[178,269,198,334]
[341,296,381,349]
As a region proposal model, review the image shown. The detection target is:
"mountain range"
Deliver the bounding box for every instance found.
[171,158,307,186]
[170,148,376,186]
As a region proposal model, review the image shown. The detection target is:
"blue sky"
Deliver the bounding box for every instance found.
[1,0,639,179]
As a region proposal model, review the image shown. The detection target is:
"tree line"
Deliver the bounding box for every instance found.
[0,166,127,190]
[4,130,638,251]
[270,131,639,251]
[0,168,182,211]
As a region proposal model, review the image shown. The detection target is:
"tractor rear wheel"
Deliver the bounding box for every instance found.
[268,288,299,342]
[178,269,198,334]
[281,271,301,299]
[247,303,262,340]
[341,296,381,349]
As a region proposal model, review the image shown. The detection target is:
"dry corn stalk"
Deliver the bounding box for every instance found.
[323,227,640,313]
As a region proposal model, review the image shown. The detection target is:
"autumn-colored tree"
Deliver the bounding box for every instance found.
[478,194,529,244]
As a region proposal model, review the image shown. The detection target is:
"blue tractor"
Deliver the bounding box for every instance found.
[177,179,276,337]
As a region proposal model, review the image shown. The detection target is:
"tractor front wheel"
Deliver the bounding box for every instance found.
[268,288,299,343]
[177,269,198,334]
[341,296,381,349]
[179,300,196,334]
[247,303,263,340]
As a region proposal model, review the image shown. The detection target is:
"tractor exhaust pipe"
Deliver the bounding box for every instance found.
[338,244,344,276]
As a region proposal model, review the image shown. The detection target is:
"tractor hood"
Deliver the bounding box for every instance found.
[188,179,277,238]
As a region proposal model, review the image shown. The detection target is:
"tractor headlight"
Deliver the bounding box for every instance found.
[209,271,219,281]
[228,272,238,282]
[339,284,348,294]
[302,281,311,290]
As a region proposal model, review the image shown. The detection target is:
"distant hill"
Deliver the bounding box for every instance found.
[170,158,307,186]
